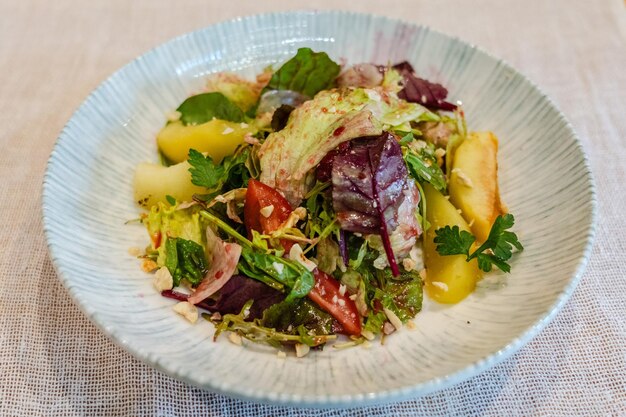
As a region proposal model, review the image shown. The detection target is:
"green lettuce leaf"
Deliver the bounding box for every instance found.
[176,92,244,125]
[265,48,340,97]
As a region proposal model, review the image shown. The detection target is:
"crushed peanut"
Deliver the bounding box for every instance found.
[383,307,403,331]
[295,343,310,358]
[228,332,243,346]
[141,259,158,273]
[153,267,173,292]
[173,302,198,323]
[128,247,142,257]
[260,205,275,218]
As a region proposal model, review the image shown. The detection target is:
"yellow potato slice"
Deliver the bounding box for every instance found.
[134,161,205,209]
[157,120,253,164]
[423,183,482,303]
[448,131,504,242]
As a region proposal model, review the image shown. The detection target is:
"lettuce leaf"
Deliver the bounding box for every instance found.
[393,61,457,111]
[259,87,433,205]
[176,92,244,125]
[265,48,340,97]
[331,132,412,276]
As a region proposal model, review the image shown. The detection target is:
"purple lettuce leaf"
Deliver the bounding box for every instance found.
[162,275,284,320]
[331,132,409,275]
[393,61,457,112]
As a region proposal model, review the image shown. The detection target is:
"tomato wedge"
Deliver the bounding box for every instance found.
[244,179,293,249]
[309,269,362,336]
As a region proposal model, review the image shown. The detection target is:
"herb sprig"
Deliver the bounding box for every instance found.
[434,214,523,273]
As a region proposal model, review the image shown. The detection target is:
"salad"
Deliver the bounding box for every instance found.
[132,48,522,356]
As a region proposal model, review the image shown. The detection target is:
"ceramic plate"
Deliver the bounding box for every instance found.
[42,11,596,408]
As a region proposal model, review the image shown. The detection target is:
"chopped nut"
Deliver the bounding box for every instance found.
[173,302,198,323]
[418,269,428,281]
[349,294,357,301]
[288,244,317,271]
[279,207,307,229]
[260,205,275,218]
[383,307,403,331]
[406,320,416,330]
[228,332,243,346]
[128,247,142,257]
[402,257,416,272]
[141,259,158,273]
[277,351,287,359]
[240,122,249,128]
[295,343,310,358]
[153,267,173,292]
[383,322,396,335]
[338,284,347,296]
[243,133,259,145]
[272,261,284,275]
[166,110,181,122]
[210,312,222,321]
[434,148,446,166]
[431,281,449,291]
[452,167,474,188]
[361,330,375,341]
[222,126,235,135]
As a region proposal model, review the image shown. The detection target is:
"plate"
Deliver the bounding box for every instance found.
[42,11,596,408]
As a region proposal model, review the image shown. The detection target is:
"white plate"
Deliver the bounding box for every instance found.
[42,11,596,408]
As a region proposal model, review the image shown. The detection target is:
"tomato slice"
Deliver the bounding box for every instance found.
[244,179,293,241]
[308,269,362,336]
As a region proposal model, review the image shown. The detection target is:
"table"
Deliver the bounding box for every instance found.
[1,0,624,415]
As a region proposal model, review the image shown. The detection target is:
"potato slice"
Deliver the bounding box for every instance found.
[134,161,205,209]
[157,120,253,164]
[448,131,504,242]
[423,183,482,303]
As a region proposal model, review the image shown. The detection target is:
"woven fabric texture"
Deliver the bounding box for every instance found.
[0,0,624,415]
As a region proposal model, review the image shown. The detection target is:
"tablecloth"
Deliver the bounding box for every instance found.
[1,0,625,415]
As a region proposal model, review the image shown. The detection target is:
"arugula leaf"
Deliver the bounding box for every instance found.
[433,214,523,273]
[404,143,447,191]
[265,48,340,97]
[208,300,336,347]
[176,92,244,125]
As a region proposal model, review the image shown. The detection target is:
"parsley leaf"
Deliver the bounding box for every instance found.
[434,214,523,273]
[433,225,475,256]
[187,147,251,194]
[265,48,340,97]
[176,92,244,125]
[187,149,225,190]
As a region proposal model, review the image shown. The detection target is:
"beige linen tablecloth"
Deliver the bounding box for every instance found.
[1,0,625,415]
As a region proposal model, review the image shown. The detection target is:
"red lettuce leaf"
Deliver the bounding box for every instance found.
[393,61,457,111]
[331,132,410,275]
[162,275,284,320]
